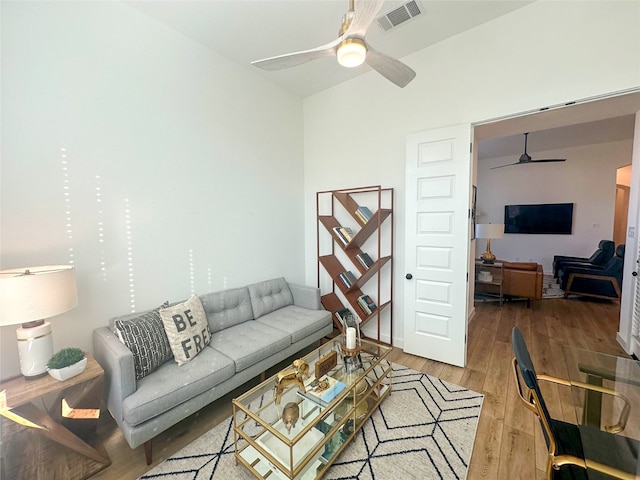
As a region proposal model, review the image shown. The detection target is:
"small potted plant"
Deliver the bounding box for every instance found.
[47,347,87,381]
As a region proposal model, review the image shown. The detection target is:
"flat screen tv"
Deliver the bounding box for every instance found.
[504,203,573,234]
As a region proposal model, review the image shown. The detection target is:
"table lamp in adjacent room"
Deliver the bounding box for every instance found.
[475,223,504,264]
[0,265,78,377]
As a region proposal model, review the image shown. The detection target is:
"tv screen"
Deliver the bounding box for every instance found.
[504,203,573,234]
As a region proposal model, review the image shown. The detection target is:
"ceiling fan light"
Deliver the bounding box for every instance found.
[337,38,366,68]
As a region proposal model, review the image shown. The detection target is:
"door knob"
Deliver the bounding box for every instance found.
[633,271,638,277]
[406,273,413,280]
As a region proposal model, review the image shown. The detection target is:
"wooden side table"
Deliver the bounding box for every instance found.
[474,261,504,306]
[0,353,110,479]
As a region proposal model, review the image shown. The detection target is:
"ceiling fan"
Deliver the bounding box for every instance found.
[491,132,567,169]
[251,0,416,88]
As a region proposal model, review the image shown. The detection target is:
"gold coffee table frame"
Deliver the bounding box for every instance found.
[233,336,392,480]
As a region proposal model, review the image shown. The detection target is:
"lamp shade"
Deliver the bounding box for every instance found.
[475,223,505,240]
[0,265,77,326]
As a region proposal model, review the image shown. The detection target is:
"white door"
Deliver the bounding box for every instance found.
[403,124,471,367]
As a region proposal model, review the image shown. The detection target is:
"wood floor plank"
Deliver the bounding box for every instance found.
[468,414,503,479]
[497,425,536,480]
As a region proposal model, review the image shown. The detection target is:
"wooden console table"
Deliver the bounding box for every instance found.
[0,353,110,479]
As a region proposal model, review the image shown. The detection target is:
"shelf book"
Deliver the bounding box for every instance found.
[335,307,351,323]
[354,206,373,223]
[338,271,356,288]
[332,226,355,245]
[355,252,374,270]
[299,376,347,407]
[357,294,377,315]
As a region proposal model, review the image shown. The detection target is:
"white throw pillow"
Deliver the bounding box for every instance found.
[159,295,211,366]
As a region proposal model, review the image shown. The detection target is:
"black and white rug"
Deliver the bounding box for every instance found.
[140,364,483,480]
[542,274,565,298]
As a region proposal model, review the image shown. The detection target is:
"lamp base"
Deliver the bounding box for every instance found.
[480,251,497,264]
[16,320,53,377]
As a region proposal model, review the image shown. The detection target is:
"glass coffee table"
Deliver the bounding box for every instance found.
[233,336,392,480]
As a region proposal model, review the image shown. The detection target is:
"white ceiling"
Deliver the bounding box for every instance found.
[125,1,638,155]
[476,92,640,160]
[126,0,533,97]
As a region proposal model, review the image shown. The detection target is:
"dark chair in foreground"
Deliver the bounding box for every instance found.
[553,240,615,278]
[511,327,638,479]
[558,245,625,301]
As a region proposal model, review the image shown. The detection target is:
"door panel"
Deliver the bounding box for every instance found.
[404,124,471,367]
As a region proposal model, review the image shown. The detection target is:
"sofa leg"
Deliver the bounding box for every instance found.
[144,440,152,465]
[260,371,266,382]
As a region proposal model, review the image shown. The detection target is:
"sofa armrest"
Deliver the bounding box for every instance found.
[288,283,322,310]
[93,326,137,422]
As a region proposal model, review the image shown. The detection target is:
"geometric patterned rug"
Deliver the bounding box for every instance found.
[139,364,483,480]
[542,274,565,298]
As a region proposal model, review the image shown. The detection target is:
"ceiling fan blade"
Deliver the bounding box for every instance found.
[345,0,385,37]
[365,46,416,88]
[251,39,339,71]
[490,162,521,170]
[530,158,566,163]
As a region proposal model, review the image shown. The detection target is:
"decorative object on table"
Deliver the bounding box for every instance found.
[46,347,87,381]
[346,327,357,349]
[299,375,347,407]
[477,270,493,282]
[315,350,338,379]
[0,265,78,377]
[340,311,361,343]
[281,402,300,434]
[475,223,504,264]
[274,358,309,404]
[339,312,363,373]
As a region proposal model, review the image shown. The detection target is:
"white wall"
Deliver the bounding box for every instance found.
[476,140,633,273]
[0,1,304,378]
[303,1,640,347]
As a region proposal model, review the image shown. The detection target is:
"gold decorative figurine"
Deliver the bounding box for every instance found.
[274,358,309,404]
[281,402,300,434]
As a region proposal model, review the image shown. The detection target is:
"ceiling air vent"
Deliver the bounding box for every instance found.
[376,0,424,32]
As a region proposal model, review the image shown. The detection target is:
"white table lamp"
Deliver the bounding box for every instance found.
[0,265,78,377]
[475,224,505,264]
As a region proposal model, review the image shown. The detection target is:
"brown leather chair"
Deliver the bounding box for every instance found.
[501,261,543,306]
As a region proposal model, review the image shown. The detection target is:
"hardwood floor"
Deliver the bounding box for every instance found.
[88,297,627,480]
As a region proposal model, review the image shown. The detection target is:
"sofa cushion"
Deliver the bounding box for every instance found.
[121,346,235,426]
[210,321,291,372]
[255,305,332,344]
[114,302,173,381]
[160,295,212,366]
[247,277,294,319]
[200,287,254,333]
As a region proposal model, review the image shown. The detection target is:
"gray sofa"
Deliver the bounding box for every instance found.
[93,277,332,464]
